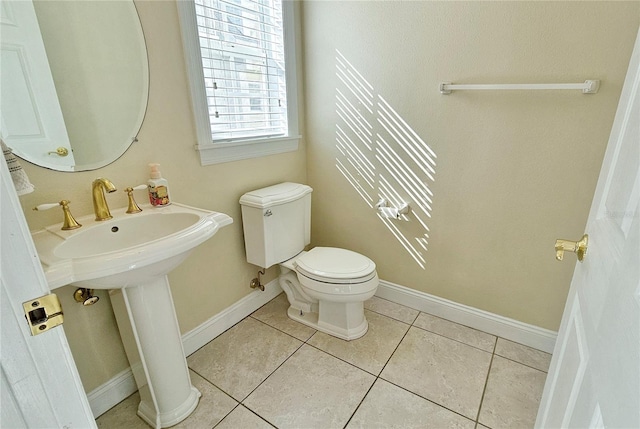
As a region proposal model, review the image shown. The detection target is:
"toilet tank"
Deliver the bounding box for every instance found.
[239,182,312,269]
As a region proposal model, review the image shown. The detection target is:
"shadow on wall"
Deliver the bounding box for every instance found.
[334,50,437,269]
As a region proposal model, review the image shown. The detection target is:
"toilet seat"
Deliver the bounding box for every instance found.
[294,247,376,284]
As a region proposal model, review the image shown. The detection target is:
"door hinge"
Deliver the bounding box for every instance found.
[22,293,64,336]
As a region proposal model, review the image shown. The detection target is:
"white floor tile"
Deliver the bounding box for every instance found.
[98,296,550,429]
[381,326,492,419]
[188,317,302,401]
[172,371,237,429]
[96,392,150,429]
[347,378,475,429]
[243,344,375,429]
[478,356,547,429]
[495,338,551,372]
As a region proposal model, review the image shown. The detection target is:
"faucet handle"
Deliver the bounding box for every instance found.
[33,202,61,211]
[124,184,147,214]
[33,200,82,230]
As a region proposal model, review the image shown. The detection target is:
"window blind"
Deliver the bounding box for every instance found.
[194,0,288,142]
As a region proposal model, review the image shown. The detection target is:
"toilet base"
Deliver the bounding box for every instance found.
[287,305,369,340]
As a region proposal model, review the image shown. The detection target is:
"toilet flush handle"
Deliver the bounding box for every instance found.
[264,209,273,217]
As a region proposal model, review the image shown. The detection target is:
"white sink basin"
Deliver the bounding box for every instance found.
[32,202,232,289]
[55,212,200,258]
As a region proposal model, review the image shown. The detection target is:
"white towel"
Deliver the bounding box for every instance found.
[2,139,35,195]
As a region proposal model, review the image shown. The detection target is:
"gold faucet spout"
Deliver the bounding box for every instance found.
[92,178,117,221]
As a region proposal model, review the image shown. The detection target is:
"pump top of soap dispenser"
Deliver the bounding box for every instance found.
[149,163,162,179]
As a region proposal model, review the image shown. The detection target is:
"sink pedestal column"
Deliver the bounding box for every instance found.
[110,275,200,428]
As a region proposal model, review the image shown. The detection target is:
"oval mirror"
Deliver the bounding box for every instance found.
[0,0,148,172]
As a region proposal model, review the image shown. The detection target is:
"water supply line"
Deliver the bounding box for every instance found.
[250,268,266,291]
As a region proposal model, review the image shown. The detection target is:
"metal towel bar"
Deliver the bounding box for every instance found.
[439,80,599,94]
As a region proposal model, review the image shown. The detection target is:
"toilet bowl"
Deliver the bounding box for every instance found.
[239,182,379,340]
[279,247,378,340]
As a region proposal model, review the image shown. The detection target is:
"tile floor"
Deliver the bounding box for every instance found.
[97,294,551,429]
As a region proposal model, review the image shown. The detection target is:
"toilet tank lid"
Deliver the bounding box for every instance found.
[239,182,313,208]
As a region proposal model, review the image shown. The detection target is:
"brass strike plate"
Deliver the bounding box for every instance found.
[22,294,64,336]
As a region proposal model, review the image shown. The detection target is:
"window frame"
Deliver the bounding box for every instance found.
[177,0,300,165]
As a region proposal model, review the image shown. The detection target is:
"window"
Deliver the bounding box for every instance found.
[178,0,299,165]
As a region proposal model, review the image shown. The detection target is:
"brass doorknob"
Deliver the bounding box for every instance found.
[555,234,588,262]
[47,147,69,157]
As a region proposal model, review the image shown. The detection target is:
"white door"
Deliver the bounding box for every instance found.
[0,160,95,427]
[0,0,75,170]
[535,28,640,428]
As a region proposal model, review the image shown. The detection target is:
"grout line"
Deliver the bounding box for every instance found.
[211,403,241,429]
[474,339,498,424]
[364,303,420,325]
[238,339,306,405]
[363,307,413,328]
[303,342,380,378]
[378,323,412,375]
[409,322,496,354]
[377,377,477,424]
[492,353,550,374]
[341,317,414,428]
[239,404,278,428]
[187,367,239,405]
[342,377,378,429]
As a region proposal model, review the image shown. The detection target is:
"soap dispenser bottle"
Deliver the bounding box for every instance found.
[147,163,171,206]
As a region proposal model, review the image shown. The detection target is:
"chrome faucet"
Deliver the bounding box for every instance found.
[92,178,117,220]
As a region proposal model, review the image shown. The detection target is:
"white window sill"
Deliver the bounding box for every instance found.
[195,135,301,165]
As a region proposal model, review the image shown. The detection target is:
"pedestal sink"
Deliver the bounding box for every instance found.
[31,203,232,428]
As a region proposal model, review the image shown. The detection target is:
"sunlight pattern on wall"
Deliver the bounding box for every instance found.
[335,50,436,268]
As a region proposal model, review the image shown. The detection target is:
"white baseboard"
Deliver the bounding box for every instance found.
[376,280,557,353]
[89,277,556,416]
[87,367,137,418]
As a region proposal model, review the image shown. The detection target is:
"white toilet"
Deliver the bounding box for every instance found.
[240,182,379,340]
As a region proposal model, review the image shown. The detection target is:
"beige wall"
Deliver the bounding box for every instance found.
[16,0,638,395]
[19,1,306,392]
[301,1,639,331]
